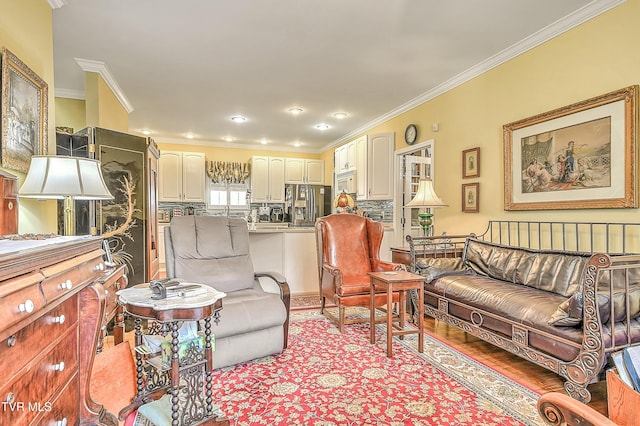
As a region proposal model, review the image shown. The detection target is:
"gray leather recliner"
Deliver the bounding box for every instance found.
[164,216,290,368]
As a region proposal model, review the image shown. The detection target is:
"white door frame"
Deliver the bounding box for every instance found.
[392,139,435,247]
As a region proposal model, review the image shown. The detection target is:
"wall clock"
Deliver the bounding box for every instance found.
[405,124,417,145]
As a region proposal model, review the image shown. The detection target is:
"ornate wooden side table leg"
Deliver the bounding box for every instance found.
[170,321,181,426]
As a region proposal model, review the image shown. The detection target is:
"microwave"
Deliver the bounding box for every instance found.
[336,171,356,194]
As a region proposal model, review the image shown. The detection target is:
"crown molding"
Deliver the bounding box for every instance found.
[47,0,67,9]
[325,0,626,151]
[55,88,85,100]
[74,58,135,113]
[157,137,323,154]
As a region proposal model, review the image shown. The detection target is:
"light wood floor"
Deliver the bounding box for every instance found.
[422,316,609,417]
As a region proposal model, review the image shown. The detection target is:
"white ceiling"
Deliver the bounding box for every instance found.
[51,0,617,153]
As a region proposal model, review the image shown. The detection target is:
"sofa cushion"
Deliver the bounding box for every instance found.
[427,274,579,342]
[464,238,589,297]
[549,286,640,326]
[210,287,287,339]
[414,257,470,282]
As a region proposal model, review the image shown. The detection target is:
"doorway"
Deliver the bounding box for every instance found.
[393,139,435,246]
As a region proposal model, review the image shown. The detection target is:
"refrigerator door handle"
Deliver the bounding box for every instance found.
[309,187,316,225]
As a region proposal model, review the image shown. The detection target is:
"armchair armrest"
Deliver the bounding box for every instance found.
[537,392,616,426]
[255,272,290,348]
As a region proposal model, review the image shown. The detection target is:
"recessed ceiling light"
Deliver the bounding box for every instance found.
[293,141,302,147]
[315,123,330,130]
[224,136,234,142]
[141,130,151,135]
[260,139,268,145]
[288,107,303,115]
[185,133,195,139]
[333,112,348,119]
[231,116,247,123]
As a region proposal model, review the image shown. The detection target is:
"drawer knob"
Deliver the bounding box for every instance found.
[56,418,68,426]
[5,392,14,403]
[18,300,34,313]
[53,361,65,372]
[6,335,16,348]
[94,263,105,271]
[53,314,66,324]
[60,279,73,290]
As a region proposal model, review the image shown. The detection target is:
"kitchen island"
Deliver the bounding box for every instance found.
[248,223,394,295]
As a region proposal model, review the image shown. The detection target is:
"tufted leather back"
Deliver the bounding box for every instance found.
[165,216,255,292]
[316,214,384,278]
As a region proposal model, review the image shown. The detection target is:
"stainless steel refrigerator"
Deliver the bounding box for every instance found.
[285,184,332,226]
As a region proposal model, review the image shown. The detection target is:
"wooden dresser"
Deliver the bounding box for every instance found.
[0,236,121,425]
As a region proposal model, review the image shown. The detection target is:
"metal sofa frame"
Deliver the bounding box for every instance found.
[406,220,640,403]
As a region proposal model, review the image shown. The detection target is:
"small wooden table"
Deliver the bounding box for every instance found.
[368,271,424,357]
[118,284,229,426]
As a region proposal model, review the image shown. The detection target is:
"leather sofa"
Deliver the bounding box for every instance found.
[408,236,640,403]
[164,216,290,369]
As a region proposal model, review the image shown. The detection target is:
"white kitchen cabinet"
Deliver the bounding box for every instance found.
[334,141,356,173]
[355,135,368,199]
[251,156,285,202]
[159,150,206,202]
[367,133,394,200]
[285,158,325,184]
[360,132,394,200]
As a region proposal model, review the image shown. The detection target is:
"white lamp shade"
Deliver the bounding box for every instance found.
[405,178,448,208]
[19,156,113,200]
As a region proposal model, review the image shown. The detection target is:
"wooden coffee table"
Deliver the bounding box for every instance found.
[368,270,424,357]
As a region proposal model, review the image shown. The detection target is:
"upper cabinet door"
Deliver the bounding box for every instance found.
[305,159,325,184]
[159,151,183,202]
[367,132,394,200]
[251,156,270,202]
[268,157,286,202]
[285,158,305,184]
[182,152,205,202]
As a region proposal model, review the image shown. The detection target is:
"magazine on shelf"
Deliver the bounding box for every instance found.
[611,350,634,389]
[622,344,640,392]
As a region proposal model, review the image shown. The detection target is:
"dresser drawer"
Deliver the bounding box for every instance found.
[41,249,105,304]
[0,294,78,383]
[102,269,127,321]
[0,328,78,425]
[33,372,79,426]
[0,272,46,333]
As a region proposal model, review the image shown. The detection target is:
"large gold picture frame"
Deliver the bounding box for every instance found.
[504,86,637,211]
[1,47,48,173]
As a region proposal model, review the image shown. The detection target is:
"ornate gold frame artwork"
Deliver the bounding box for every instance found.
[1,47,48,173]
[503,86,637,211]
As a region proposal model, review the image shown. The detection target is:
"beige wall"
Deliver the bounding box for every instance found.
[326,1,640,236]
[55,97,86,132]
[0,0,57,233]
[85,72,129,132]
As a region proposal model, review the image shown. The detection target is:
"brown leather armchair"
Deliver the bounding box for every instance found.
[315,214,403,332]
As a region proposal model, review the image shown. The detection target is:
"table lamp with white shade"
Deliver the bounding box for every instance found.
[18,156,113,236]
[405,178,447,236]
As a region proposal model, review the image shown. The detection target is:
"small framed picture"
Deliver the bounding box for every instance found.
[462,147,480,178]
[462,183,479,213]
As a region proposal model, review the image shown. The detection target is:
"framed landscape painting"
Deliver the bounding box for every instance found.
[1,47,48,172]
[503,86,637,211]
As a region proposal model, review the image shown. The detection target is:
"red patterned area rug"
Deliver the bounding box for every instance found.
[290,294,335,311]
[208,309,544,426]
